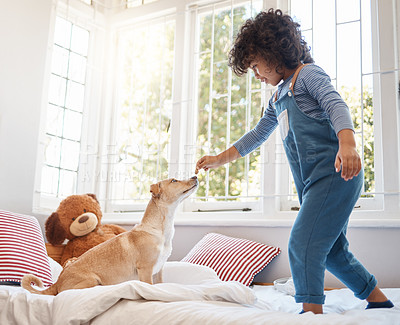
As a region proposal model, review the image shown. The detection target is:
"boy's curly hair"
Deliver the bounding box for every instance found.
[228,8,313,76]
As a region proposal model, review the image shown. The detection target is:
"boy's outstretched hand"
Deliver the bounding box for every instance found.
[195,156,222,174]
[195,146,241,174]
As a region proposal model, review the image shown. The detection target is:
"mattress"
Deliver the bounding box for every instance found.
[1,262,399,325]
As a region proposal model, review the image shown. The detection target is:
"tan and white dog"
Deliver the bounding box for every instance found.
[22,176,198,295]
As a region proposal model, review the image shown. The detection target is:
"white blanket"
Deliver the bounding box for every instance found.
[0,280,255,325]
[1,262,400,325]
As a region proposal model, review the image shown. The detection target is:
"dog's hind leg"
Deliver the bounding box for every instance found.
[137,267,153,284]
[153,269,163,284]
[59,276,102,292]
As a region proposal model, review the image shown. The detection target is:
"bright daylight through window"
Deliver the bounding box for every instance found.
[109,18,175,208]
[40,16,89,199]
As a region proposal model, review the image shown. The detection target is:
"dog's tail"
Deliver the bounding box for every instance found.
[21,274,58,295]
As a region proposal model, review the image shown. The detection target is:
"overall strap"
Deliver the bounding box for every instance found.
[273,63,311,102]
[289,63,311,95]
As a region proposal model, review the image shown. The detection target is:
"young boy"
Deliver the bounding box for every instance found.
[195,9,393,314]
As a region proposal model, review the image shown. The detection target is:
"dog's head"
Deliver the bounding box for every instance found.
[150,176,198,205]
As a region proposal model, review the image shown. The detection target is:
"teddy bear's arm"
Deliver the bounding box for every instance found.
[60,243,75,267]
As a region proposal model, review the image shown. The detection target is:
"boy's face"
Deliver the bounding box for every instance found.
[249,56,283,86]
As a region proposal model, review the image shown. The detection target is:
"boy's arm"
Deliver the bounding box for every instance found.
[195,101,278,174]
[335,129,362,181]
[195,146,240,174]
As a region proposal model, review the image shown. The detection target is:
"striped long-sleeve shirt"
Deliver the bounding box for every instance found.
[233,64,354,157]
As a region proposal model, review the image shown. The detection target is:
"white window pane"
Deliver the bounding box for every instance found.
[337,22,361,89]
[44,135,61,167]
[127,0,142,8]
[54,17,72,48]
[41,17,90,201]
[71,25,89,56]
[46,104,64,136]
[48,74,66,106]
[60,139,80,170]
[301,30,312,52]
[291,0,312,31]
[313,0,336,79]
[68,53,87,84]
[65,81,85,112]
[41,166,59,195]
[113,19,175,203]
[337,0,360,23]
[59,170,77,196]
[51,45,69,77]
[63,110,82,141]
[361,0,373,75]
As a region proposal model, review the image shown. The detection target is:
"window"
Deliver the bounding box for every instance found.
[189,0,265,212]
[39,16,90,200]
[35,0,399,223]
[126,0,158,8]
[107,17,175,212]
[283,0,381,210]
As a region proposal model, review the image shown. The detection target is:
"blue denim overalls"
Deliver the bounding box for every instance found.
[273,64,377,304]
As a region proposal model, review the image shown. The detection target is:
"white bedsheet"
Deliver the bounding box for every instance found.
[0,280,254,325]
[1,262,399,325]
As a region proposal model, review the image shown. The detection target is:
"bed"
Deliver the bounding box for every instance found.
[1,261,400,325]
[1,210,399,324]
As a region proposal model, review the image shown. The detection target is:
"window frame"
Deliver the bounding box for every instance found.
[34,0,400,226]
[33,0,106,214]
[104,14,177,214]
[181,0,267,214]
[275,0,390,213]
[176,0,400,224]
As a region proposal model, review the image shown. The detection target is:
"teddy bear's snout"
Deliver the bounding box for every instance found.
[79,215,89,223]
[70,212,99,237]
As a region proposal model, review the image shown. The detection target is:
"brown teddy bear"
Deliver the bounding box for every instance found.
[45,193,126,267]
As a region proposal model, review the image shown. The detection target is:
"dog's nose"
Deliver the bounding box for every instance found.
[79,215,89,223]
[191,176,197,180]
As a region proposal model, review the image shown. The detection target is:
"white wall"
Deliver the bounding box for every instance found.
[0,0,52,214]
[0,0,399,290]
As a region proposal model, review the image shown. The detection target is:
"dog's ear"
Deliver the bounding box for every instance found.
[150,183,161,199]
[86,193,99,203]
[45,212,67,245]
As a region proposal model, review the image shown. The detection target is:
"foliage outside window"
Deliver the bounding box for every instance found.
[194,0,264,203]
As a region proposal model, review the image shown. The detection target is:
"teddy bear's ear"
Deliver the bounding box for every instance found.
[86,193,99,203]
[150,183,161,199]
[45,212,67,245]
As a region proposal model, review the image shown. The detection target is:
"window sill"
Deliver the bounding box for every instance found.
[102,209,400,228]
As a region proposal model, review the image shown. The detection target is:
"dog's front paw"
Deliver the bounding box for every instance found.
[63,257,78,268]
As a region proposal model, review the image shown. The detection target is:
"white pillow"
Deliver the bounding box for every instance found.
[162,261,220,284]
[48,256,63,282]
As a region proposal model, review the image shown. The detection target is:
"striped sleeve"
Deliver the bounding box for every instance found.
[298,65,354,135]
[233,101,278,157]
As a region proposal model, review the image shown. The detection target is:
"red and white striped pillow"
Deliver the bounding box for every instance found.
[0,210,53,286]
[181,233,280,286]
